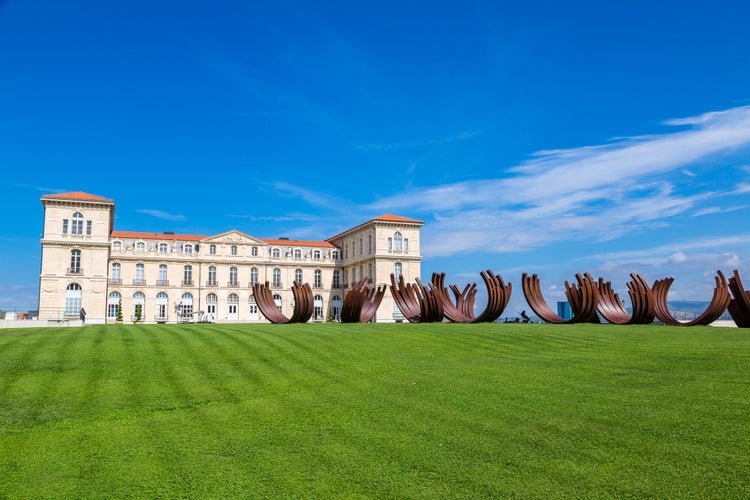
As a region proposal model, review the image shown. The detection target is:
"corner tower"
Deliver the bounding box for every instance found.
[39,192,115,324]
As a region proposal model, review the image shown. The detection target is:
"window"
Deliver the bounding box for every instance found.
[111,263,121,283]
[228,293,239,318]
[136,241,145,252]
[184,244,193,254]
[360,237,363,254]
[209,244,216,255]
[183,265,193,285]
[294,249,302,259]
[231,245,238,256]
[332,250,339,260]
[159,243,168,253]
[394,232,403,251]
[394,262,402,280]
[65,283,82,316]
[314,269,322,288]
[251,246,258,256]
[86,220,92,235]
[156,292,168,319]
[333,270,341,288]
[387,238,392,250]
[132,292,145,321]
[345,243,348,259]
[71,212,84,235]
[368,234,372,254]
[180,292,193,319]
[404,239,409,252]
[229,266,238,286]
[112,241,122,251]
[313,295,323,320]
[107,291,121,319]
[70,250,81,274]
[368,263,373,283]
[295,268,303,284]
[331,295,342,321]
[250,267,259,286]
[158,264,168,285]
[272,248,280,258]
[273,293,282,311]
[208,266,217,286]
[272,268,281,287]
[62,219,69,234]
[313,250,321,259]
[135,263,145,285]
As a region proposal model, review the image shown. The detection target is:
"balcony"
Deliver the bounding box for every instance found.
[332,282,342,289]
[206,280,218,287]
[227,281,240,288]
[132,279,146,286]
[248,281,259,288]
[67,268,83,275]
[156,280,169,286]
[182,280,194,286]
[271,282,284,289]
[154,315,168,322]
[109,278,122,285]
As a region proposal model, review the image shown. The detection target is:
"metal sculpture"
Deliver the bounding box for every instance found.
[252,280,314,324]
[652,270,730,326]
[727,269,750,327]
[389,273,444,323]
[593,273,655,325]
[341,277,386,323]
[431,270,511,323]
[521,272,599,323]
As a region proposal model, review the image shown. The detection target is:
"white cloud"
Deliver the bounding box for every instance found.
[136,209,186,221]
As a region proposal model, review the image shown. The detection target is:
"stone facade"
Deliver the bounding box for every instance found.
[38,192,422,324]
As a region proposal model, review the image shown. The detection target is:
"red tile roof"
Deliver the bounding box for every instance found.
[373,214,423,224]
[42,191,114,203]
[260,238,336,248]
[110,230,208,242]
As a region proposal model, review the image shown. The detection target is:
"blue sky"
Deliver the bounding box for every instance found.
[2,0,750,315]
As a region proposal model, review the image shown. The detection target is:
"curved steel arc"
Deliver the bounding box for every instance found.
[341,277,386,323]
[389,274,444,323]
[521,273,599,324]
[652,270,730,326]
[593,273,655,325]
[431,270,511,323]
[728,269,750,328]
[252,280,314,324]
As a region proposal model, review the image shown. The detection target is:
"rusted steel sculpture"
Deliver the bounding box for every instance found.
[728,269,750,327]
[652,270,730,326]
[341,277,386,323]
[252,280,314,324]
[389,273,444,323]
[431,270,511,323]
[593,273,655,324]
[521,272,600,323]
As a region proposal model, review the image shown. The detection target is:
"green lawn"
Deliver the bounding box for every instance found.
[0,323,748,498]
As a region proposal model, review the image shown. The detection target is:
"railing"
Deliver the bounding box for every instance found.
[206,280,218,287]
[182,280,193,286]
[67,268,83,274]
[227,281,240,288]
[154,315,169,322]
[156,280,169,286]
[248,282,259,288]
[109,278,122,285]
[132,279,146,286]
[271,282,284,289]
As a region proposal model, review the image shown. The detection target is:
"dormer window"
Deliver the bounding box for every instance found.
[136,241,145,252]
[184,244,193,254]
[112,241,122,251]
[272,248,280,258]
[159,242,168,253]
[294,249,302,259]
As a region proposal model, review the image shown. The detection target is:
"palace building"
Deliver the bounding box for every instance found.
[38,192,423,324]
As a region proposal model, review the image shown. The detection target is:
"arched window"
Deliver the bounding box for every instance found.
[231,245,238,256]
[71,212,84,235]
[294,249,302,259]
[295,268,303,284]
[314,269,322,288]
[111,263,121,283]
[273,293,282,311]
[183,265,193,286]
[273,268,281,287]
[208,266,217,286]
[206,293,218,322]
[184,244,193,254]
[313,294,323,320]
[107,291,121,318]
[158,264,168,285]
[228,293,239,303]
[159,243,168,253]
[206,293,218,302]
[112,241,122,251]
[394,262,402,280]
[70,249,81,274]
[132,292,145,321]
[272,248,280,258]
[227,293,239,318]
[156,292,168,320]
[313,249,321,259]
[180,292,193,319]
[394,232,403,251]
[65,283,82,316]
[250,267,259,286]
[229,266,238,286]
[333,270,341,288]
[136,241,145,252]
